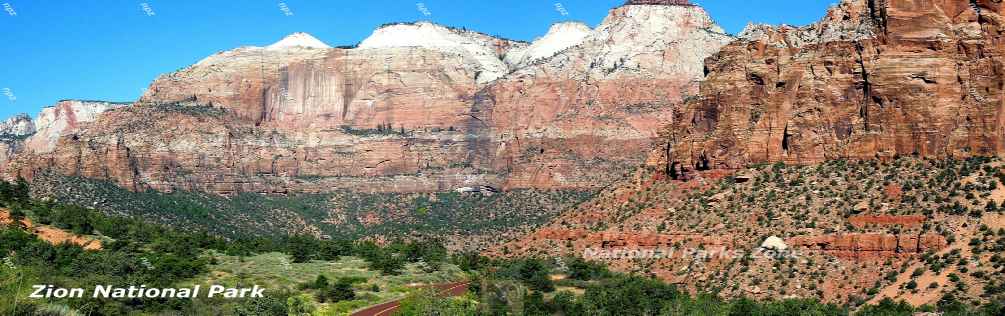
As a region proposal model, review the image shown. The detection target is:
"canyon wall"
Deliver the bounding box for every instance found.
[2,2,732,195]
[656,0,1005,172]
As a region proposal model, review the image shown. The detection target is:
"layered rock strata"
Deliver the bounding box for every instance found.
[656,0,1005,173]
[3,1,733,194]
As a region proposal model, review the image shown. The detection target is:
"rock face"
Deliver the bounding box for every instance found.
[657,0,1005,172]
[0,114,36,164]
[3,4,732,195]
[504,22,592,68]
[357,22,525,84]
[0,101,125,177]
[25,100,127,153]
[0,114,35,137]
[481,3,733,188]
[788,233,947,258]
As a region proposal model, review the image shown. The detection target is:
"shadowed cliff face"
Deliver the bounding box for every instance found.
[655,0,1005,173]
[2,3,733,195]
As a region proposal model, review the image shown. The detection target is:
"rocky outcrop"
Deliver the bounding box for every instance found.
[4,2,733,195]
[0,114,35,137]
[0,114,36,164]
[657,0,1005,172]
[357,22,527,84]
[481,3,733,188]
[788,233,947,258]
[25,100,126,153]
[0,101,125,177]
[504,22,591,68]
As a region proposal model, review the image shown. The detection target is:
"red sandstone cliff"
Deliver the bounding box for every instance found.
[655,0,1005,173]
[1,4,732,195]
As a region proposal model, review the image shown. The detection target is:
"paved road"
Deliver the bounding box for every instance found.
[351,282,469,316]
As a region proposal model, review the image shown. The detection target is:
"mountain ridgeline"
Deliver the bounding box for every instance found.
[1,1,730,196]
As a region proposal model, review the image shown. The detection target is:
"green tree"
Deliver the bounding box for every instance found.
[567,257,609,281]
[232,296,287,316]
[326,278,356,302]
[286,295,315,316]
[313,275,329,289]
[855,298,914,316]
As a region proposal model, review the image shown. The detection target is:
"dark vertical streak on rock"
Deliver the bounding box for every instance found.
[856,42,872,132]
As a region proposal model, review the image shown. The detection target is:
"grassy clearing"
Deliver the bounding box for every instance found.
[182,251,466,315]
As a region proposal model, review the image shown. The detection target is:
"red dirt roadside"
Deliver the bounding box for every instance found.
[0,209,102,250]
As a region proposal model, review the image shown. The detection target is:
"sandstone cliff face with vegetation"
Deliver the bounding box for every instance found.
[2,2,730,195]
[487,0,1005,306]
[655,0,1005,174]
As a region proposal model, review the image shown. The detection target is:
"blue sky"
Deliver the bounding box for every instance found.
[0,0,838,120]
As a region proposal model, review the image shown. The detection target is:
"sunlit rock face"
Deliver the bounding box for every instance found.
[482,3,733,188]
[0,114,35,137]
[0,114,35,164]
[26,100,127,153]
[4,1,734,194]
[654,0,1005,172]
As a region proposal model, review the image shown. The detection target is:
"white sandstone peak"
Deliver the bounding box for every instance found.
[358,22,515,84]
[598,4,726,37]
[584,4,732,77]
[266,32,332,50]
[505,21,592,67]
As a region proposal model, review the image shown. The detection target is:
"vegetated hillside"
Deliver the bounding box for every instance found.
[0,178,469,315]
[4,177,1003,315]
[29,172,596,251]
[490,156,1005,307]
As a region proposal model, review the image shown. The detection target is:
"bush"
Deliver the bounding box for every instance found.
[905,280,918,290]
[566,257,610,281]
[316,278,356,303]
